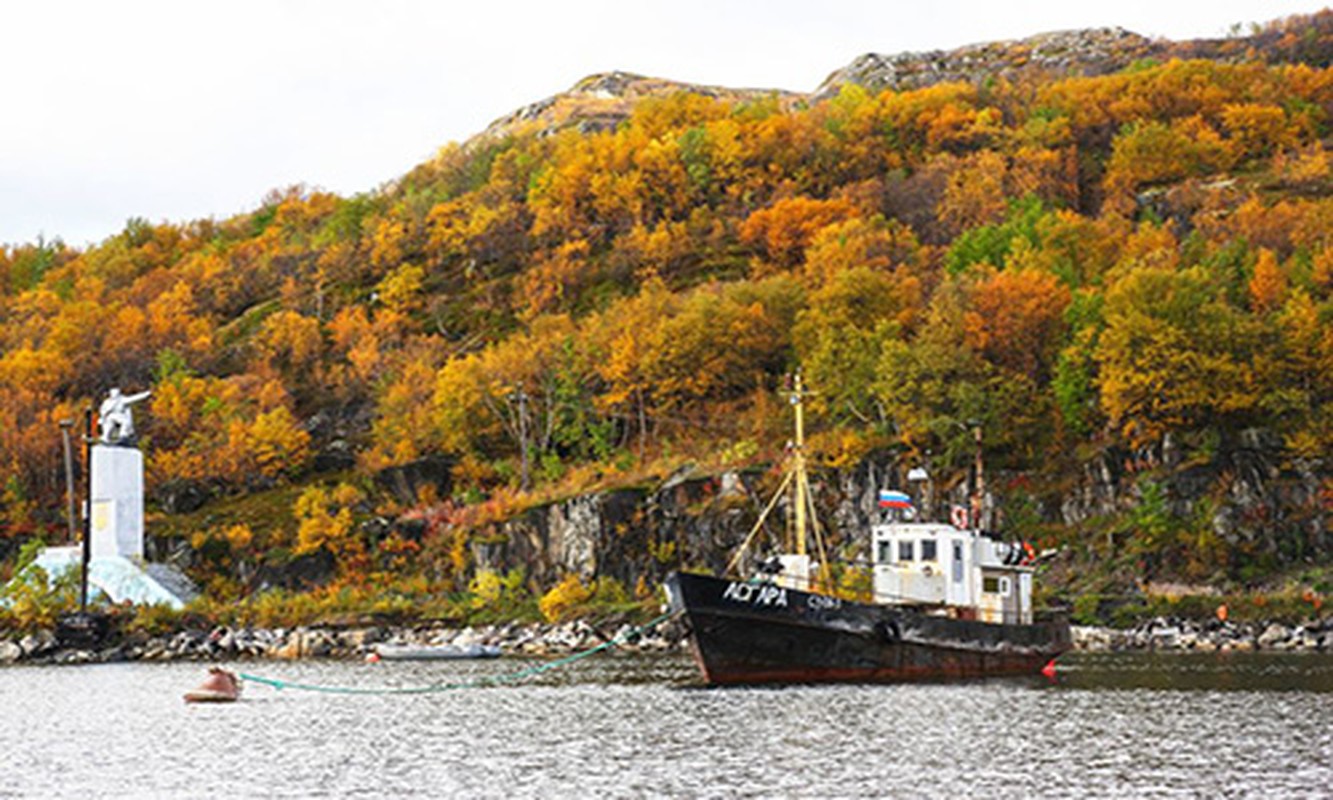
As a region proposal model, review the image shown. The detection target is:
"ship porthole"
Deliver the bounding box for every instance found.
[877,620,901,643]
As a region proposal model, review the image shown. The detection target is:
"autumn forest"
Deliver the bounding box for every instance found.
[2,16,1332,622]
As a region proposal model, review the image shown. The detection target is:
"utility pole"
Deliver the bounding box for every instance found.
[80,407,94,612]
[971,422,985,531]
[59,419,77,545]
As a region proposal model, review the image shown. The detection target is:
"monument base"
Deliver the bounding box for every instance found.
[91,445,145,560]
[16,547,198,610]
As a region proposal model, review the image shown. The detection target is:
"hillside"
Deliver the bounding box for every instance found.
[2,10,1331,624]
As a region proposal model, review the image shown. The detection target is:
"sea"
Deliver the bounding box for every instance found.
[1,651,1330,798]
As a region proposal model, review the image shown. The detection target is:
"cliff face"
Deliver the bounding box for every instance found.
[1059,432,1328,564]
[462,436,1327,592]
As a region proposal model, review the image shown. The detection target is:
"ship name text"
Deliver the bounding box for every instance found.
[722,581,789,608]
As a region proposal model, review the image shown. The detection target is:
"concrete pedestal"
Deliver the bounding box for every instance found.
[20,547,197,609]
[90,445,143,560]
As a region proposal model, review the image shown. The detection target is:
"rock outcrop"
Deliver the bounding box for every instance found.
[815,28,1155,100]
[476,71,802,144]
[814,12,1333,100]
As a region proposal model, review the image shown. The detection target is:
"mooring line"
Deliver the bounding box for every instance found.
[238,610,680,695]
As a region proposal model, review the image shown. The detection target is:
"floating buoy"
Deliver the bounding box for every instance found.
[1216,603,1228,622]
[365,652,381,664]
[1040,659,1058,680]
[184,667,241,703]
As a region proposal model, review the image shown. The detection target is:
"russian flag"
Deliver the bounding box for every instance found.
[878,490,913,509]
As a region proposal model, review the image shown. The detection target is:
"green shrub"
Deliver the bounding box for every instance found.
[0,539,79,632]
[1071,593,1103,626]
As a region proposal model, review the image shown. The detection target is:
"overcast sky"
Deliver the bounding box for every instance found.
[1,0,1324,248]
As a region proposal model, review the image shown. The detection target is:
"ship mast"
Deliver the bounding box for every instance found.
[788,373,831,587]
[723,371,830,585]
[791,372,809,557]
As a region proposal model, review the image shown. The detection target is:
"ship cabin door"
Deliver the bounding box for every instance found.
[978,567,1027,624]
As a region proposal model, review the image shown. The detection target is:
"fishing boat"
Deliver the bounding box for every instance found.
[665,375,1070,686]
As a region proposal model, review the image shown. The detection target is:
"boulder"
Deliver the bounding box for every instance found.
[339,628,381,649]
[270,637,302,660]
[1148,625,1181,649]
[1258,623,1290,649]
[303,630,333,657]
[19,630,56,658]
[0,640,22,663]
[154,478,212,514]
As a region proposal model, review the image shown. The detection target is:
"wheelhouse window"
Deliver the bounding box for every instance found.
[877,540,893,564]
[898,540,914,562]
[983,576,1000,594]
[920,539,938,562]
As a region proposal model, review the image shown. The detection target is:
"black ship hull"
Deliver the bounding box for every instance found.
[665,571,1071,686]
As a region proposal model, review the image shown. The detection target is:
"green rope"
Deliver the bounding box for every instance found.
[239,610,680,695]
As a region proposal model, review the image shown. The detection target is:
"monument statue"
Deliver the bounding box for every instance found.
[99,387,151,444]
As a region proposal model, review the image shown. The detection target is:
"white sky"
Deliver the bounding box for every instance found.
[1,0,1325,248]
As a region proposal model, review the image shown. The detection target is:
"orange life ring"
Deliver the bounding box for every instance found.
[950,506,969,529]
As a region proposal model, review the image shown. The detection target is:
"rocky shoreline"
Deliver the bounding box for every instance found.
[1073,617,1333,653]
[3,615,1331,666]
[0,617,688,666]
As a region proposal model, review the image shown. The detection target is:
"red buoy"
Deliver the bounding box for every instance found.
[1040,659,1058,680]
[184,668,241,703]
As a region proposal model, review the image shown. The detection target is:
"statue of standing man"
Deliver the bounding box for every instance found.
[99,387,151,444]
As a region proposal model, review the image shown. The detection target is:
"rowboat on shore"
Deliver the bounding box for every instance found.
[372,642,502,661]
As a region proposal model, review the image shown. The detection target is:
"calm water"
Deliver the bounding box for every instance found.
[1,652,1331,798]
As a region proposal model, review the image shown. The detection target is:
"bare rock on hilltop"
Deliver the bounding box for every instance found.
[476,71,801,143]
[815,28,1156,100]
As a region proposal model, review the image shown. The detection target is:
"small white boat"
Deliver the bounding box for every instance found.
[372,642,502,661]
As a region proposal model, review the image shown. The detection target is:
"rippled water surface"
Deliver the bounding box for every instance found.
[2,651,1331,798]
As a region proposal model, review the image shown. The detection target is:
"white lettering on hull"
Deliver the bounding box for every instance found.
[722,581,789,608]
[806,593,843,611]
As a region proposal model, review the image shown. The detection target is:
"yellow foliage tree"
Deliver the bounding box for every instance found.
[293,483,364,558]
[538,573,592,622]
[247,406,312,479]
